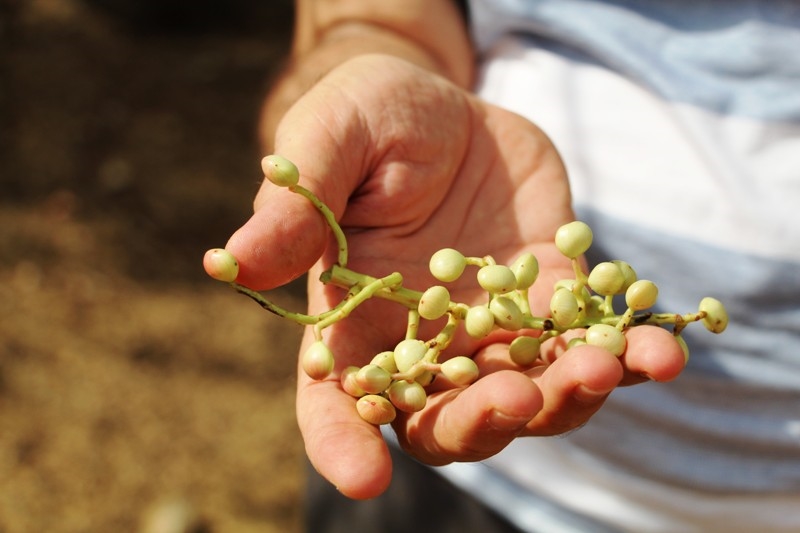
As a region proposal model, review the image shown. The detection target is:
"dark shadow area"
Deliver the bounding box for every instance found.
[2,0,296,285]
[1,2,308,531]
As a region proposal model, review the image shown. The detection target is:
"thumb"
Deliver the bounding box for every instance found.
[225,181,329,291]
[225,136,364,291]
[223,73,375,290]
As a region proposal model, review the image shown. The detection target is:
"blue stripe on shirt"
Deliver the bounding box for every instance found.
[576,205,800,387]
[572,206,800,491]
[468,0,800,120]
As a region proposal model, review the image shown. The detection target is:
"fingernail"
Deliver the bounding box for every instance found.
[488,410,531,431]
[573,384,611,404]
[641,372,657,382]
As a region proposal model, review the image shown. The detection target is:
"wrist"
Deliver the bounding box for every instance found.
[260,3,473,149]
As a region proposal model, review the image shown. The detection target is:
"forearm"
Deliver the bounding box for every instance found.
[260,0,474,149]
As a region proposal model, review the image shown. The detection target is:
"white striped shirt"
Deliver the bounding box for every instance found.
[435,1,800,531]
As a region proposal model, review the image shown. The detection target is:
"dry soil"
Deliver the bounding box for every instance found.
[1,1,308,531]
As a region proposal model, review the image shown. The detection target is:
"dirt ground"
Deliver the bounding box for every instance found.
[1,1,310,531]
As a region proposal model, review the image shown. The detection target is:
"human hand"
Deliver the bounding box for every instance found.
[223,55,686,499]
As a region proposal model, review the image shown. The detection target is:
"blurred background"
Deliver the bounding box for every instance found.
[1,0,308,531]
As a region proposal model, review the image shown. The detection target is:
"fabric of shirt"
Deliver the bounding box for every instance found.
[432,1,800,531]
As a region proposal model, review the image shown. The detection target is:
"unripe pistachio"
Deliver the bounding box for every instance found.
[511,252,539,290]
[698,297,728,333]
[586,295,606,318]
[440,356,480,387]
[625,279,659,310]
[553,278,576,291]
[465,305,495,338]
[550,287,580,327]
[489,296,524,331]
[302,341,335,380]
[555,221,593,259]
[387,380,427,412]
[585,324,627,356]
[355,364,392,394]
[394,339,427,373]
[611,260,638,292]
[261,154,300,187]
[477,264,517,295]
[418,285,451,320]
[356,394,396,425]
[554,279,593,306]
[370,351,398,374]
[203,248,239,282]
[429,248,467,282]
[509,336,541,366]
[587,261,625,296]
[341,366,366,397]
[415,370,435,386]
[567,337,587,350]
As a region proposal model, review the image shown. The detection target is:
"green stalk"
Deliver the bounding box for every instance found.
[290,183,348,267]
[320,265,423,309]
[313,272,404,338]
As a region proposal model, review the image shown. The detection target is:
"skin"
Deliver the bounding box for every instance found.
[218,1,686,500]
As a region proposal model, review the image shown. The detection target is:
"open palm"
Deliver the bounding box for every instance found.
[224,55,684,499]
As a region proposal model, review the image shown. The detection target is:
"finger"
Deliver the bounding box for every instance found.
[470,339,548,376]
[225,186,329,290]
[225,78,372,290]
[524,344,623,435]
[297,375,393,500]
[294,270,401,500]
[394,370,543,465]
[618,325,686,385]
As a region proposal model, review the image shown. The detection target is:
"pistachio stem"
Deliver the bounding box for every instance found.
[231,282,328,325]
[235,261,708,341]
[289,183,348,268]
[313,272,404,339]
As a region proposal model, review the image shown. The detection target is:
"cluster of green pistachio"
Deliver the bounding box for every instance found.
[203,155,728,426]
